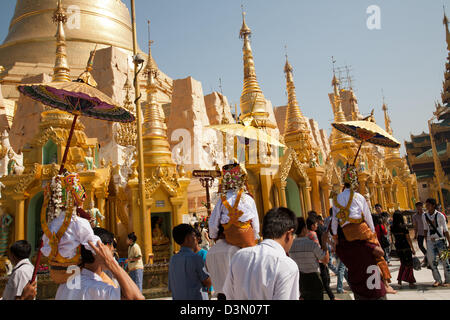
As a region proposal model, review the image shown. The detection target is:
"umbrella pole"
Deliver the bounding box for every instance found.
[59,114,78,174]
[31,114,78,283]
[352,140,364,166]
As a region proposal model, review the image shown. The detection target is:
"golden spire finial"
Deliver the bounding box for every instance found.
[52,0,70,82]
[282,55,316,162]
[77,44,98,87]
[240,4,251,39]
[145,20,159,76]
[382,92,392,134]
[444,6,450,51]
[238,8,268,124]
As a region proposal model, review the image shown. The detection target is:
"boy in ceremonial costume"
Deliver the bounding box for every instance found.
[41,171,101,285]
[209,160,260,248]
[331,165,396,294]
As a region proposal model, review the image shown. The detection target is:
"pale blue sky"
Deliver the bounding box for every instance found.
[1,0,449,155]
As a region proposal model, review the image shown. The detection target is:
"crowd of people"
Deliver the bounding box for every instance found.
[1,161,449,301]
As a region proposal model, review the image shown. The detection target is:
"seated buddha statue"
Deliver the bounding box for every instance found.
[152,217,170,246]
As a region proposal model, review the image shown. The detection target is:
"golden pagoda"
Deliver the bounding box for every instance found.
[135,22,190,261]
[0,0,110,253]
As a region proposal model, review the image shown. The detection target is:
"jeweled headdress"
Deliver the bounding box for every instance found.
[342,164,359,190]
[44,171,86,223]
[220,160,248,194]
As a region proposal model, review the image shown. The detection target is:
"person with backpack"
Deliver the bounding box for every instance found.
[423,198,450,287]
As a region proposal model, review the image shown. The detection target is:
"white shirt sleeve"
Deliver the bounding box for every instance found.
[75,217,101,253]
[209,199,223,240]
[440,213,448,233]
[273,266,300,300]
[422,214,429,232]
[10,270,31,298]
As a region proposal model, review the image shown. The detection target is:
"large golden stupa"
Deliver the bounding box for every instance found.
[0,0,139,101]
[0,0,134,67]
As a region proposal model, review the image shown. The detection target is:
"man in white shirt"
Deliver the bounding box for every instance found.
[56,228,144,300]
[1,240,36,300]
[205,225,239,300]
[223,207,299,300]
[423,198,450,287]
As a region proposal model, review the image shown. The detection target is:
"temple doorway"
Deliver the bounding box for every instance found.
[285,177,303,217]
[27,192,44,254]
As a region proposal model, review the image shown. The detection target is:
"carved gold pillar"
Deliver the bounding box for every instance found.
[142,197,153,265]
[128,180,143,253]
[84,186,94,210]
[322,184,331,217]
[13,194,28,242]
[302,184,312,213]
[306,167,325,214]
[259,173,272,215]
[170,197,185,254]
[279,180,287,208]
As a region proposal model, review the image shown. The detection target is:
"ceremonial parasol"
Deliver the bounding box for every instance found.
[17,49,135,282]
[332,119,401,166]
[207,119,285,148]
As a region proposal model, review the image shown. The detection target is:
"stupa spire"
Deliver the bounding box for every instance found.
[142,20,173,166]
[382,100,393,135]
[284,52,306,134]
[282,53,316,162]
[239,7,268,123]
[52,0,70,83]
[442,8,450,108]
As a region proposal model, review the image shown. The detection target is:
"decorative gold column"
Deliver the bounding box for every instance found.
[128,178,143,251]
[260,173,272,215]
[279,180,287,208]
[306,167,325,213]
[13,195,27,241]
[322,183,331,217]
[170,197,185,254]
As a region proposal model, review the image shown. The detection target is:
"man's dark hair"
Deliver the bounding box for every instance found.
[194,228,202,245]
[415,202,423,207]
[173,224,195,245]
[262,207,297,239]
[306,216,317,231]
[10,240,31,260]
[296,217,306,235]
[344,182,351,189]
[426,198,437,207]
[81,228,115,265]
[374,204,382,209]
[128,232,137,243]
[218,225,225,238]
[307,211,318,219]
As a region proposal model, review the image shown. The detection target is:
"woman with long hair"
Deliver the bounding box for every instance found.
[391,211,416,288]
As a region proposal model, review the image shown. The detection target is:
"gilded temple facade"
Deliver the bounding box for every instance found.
[0,0,420,272]
[405,12,450,209]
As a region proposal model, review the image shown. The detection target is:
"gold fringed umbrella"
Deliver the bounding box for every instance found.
[207,121,285,148]
[332,120,401,165]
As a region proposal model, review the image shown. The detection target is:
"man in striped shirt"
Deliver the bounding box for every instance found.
[289,217,329,300]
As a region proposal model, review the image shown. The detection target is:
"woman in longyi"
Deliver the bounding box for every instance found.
[209,161,260,248]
